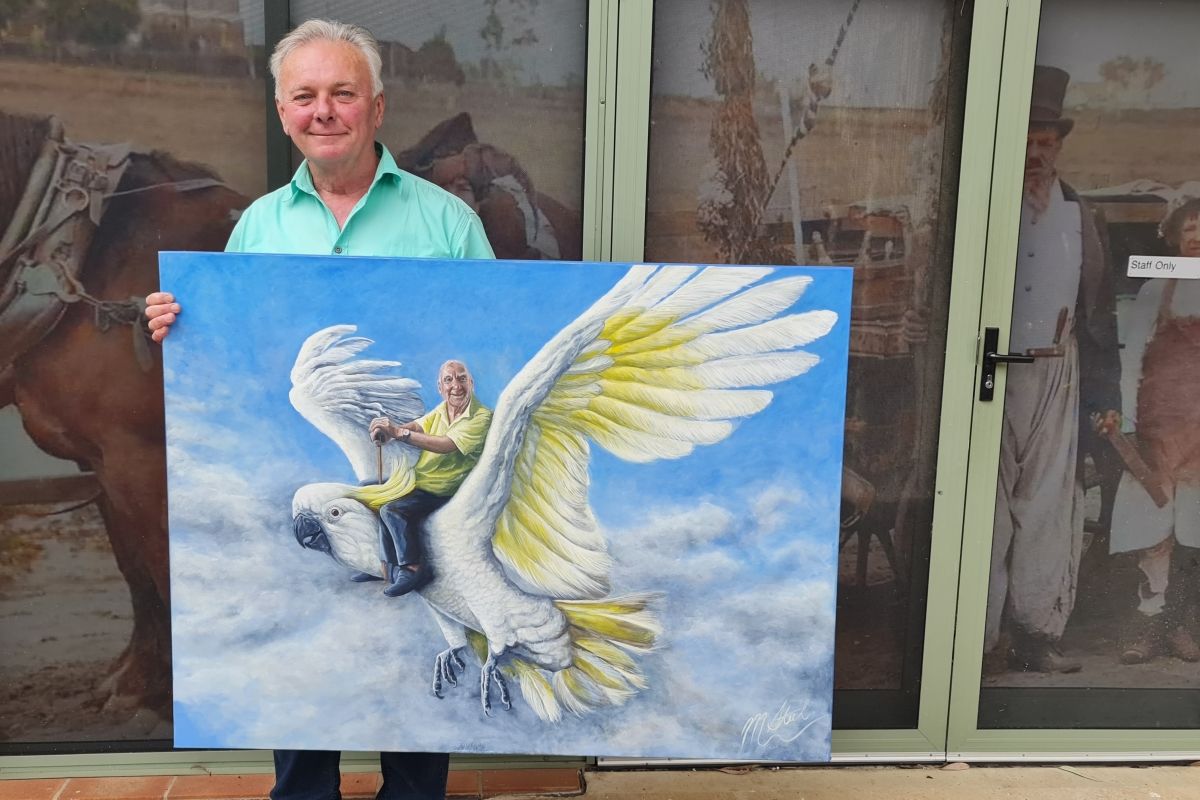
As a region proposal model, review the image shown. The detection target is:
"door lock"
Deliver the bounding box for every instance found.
[979,327,1035,401]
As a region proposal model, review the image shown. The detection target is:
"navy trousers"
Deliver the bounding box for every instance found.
[271,750,450,800]
[379,490,450,567]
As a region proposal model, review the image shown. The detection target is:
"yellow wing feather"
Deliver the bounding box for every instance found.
[490,265,833,610]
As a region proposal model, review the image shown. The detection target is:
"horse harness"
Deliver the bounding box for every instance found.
[0,118,226,371]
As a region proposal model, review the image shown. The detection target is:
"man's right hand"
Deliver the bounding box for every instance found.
[369,416,399,444]
[145,292,181,343]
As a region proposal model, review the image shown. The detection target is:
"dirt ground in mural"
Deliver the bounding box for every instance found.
[0,504,170,744]
[644,100,936,263]
[0,57,584,211]
[644,99,1200,262]
[1060,107,1200,190]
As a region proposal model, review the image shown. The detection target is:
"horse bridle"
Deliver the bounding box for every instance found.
[0,117,227,372]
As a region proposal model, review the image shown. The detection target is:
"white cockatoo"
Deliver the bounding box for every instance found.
[288,265,839,722]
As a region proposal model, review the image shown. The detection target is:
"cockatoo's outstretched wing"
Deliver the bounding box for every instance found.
[289,325,425,482]
[468,265,838,600]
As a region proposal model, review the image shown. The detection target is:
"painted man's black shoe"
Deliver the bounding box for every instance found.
[382,562,434,597]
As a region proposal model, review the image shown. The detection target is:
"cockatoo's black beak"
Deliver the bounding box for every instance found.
[293,512,331,554]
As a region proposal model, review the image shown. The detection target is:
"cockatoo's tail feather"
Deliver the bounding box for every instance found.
[511,660,562,722]
[466,629,489,664]
[458,596,662,723]
[557,595,662,649]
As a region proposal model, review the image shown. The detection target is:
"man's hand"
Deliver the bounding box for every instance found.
[145,292,181,343]
[1091,409,1121,436]
[369,416,402,444]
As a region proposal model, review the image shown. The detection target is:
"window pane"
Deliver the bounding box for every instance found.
[646,0,970,727]
[0,0,264,750]
[980,0,1200,729]
[290,0,588,261]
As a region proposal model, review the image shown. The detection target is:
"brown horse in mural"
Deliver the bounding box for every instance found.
[396,113,583,262]
[0,111,247,716]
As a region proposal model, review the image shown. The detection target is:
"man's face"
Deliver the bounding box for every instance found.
[275,39,384,173]
[438,363,473,415]
[1180,212,1200,258]
[1024,127,1063,194]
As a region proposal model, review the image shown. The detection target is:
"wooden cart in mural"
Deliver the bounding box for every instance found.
[760,201,926,593]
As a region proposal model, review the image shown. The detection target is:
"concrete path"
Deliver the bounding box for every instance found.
[566,765,1200,800]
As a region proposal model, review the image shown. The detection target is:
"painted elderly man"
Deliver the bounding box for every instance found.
[1109,185,1200,665]
[985,65,1121,674]
[366,360,493,598]
[145,18,494,800]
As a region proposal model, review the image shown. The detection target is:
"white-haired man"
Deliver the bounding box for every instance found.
[145,18,494,800]
[367,360,493,598]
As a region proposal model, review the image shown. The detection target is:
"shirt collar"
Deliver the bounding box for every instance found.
[441,394,481,422]
[288,142,403,200]
[1050,179,1066,205]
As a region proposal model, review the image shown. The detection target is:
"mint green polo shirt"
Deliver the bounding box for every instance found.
[225,143,495,259]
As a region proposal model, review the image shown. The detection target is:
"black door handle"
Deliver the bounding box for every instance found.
[979,327,1035,401]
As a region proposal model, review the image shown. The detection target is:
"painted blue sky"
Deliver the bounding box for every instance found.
[161,253,851,760]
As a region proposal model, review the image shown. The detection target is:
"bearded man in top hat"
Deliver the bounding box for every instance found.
[984,65,1122,674]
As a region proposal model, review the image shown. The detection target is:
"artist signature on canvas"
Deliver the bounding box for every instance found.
[738,699,820,754]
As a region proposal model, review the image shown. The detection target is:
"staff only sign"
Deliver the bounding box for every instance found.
[159,252,852,762]
[1128,255,1200,279]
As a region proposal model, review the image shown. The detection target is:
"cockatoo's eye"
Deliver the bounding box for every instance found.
[329,507,342,519]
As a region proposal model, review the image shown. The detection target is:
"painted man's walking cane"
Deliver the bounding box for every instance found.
[373,429,386,577]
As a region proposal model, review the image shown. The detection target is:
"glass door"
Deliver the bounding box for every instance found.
[950,0,1200,756]
[607,0,1011,758]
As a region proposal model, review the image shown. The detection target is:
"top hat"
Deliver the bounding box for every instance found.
[1029,65,1074,136]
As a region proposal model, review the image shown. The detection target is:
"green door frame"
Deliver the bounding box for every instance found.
[946,0,1200,760]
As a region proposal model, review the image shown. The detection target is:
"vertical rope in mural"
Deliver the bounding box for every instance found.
[751,0,862,258]
[698,0,862,264]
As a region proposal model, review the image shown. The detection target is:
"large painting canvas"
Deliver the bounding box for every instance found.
[161,252,852,761]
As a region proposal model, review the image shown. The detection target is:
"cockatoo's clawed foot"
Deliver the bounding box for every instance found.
[480,655,511,716]
[432,646,468,699]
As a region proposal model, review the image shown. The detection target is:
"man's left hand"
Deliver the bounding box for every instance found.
[1091,409,1121,435]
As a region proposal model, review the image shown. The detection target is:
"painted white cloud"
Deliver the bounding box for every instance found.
[168,412,837,762]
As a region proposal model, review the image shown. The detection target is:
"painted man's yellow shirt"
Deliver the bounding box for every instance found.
[413,395,493,496]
